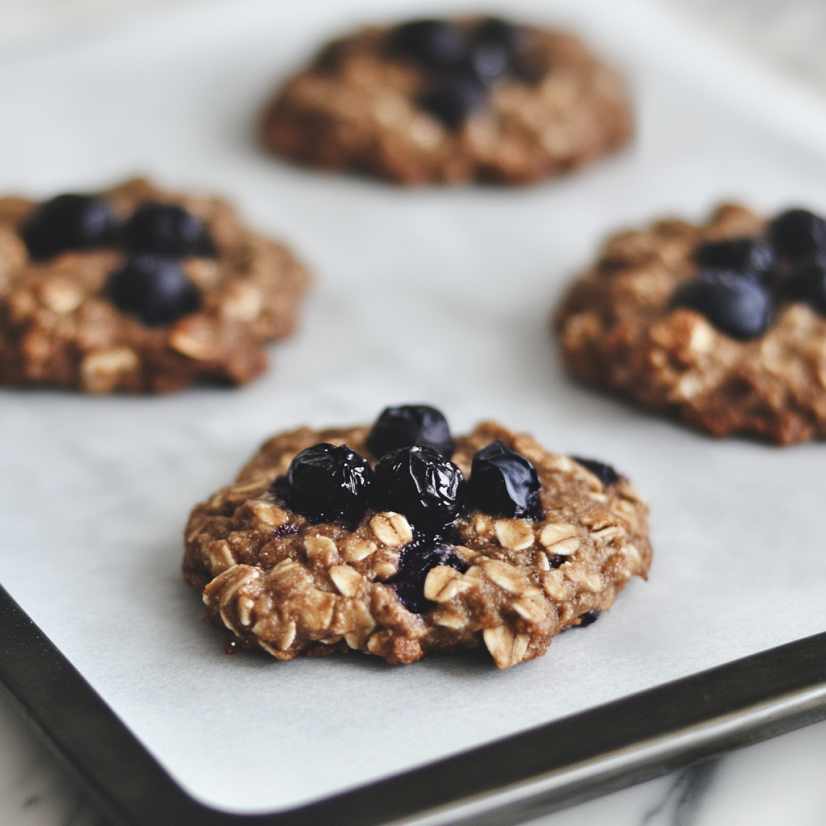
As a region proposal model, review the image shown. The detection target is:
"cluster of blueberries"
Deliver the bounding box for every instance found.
[21,193,213,325]
[21,193,826,347]
[673,207,826,340]
[386,17,532,129]
[277,405,619,612]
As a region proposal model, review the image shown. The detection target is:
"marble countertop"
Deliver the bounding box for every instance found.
[1,1,825,824]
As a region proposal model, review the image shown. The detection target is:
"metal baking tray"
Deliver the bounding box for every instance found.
[2,0,826,823]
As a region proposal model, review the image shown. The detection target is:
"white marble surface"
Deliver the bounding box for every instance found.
[1,1,825,824]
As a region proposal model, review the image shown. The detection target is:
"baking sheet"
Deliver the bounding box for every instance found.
[2,0,826,815]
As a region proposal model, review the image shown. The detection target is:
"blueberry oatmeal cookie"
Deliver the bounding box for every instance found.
[260,16,632,185]
[184,405,651,669]
[0,177,309,393]
[555,204,826,444]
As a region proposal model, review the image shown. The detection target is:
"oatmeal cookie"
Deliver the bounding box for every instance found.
[0,177,309,393]
[184,405,651,669]
[260,16,632,185]
[555,204,826,444]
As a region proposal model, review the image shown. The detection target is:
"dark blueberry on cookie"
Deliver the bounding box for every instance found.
[367,404,454,458]
[768,208,826,262]
[572,457,621,487]
[21,193,117,260]
[106,255,201,326]
[390,537,468,613]
[122,202,216,258]
[783,259,826,314]
[694,238,775,276]
[577,610,600,628]
[468,441,541,519]
[389,19,467,68]
[373,446,465,529]
[470,17,520,81]
[671,270,774,340]
[417,73,486,129]
[285,443,373,523]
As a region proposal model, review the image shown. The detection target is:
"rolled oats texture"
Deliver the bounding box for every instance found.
[0,177,310,393]
[185,420,652,669]
[260,19,633,185]
[554,204,826,444]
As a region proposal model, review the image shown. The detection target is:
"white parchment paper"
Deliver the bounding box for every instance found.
[2,0,826,814]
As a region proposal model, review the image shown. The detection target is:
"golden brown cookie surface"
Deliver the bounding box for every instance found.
[555,204,826,444]
[0,177,309,393]
[260,17,633,185]
[184,417,651,669]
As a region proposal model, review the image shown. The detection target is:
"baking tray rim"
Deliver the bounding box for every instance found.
[2,585,825,826]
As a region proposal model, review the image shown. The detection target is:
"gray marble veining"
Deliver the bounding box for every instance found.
[639,764,718,826]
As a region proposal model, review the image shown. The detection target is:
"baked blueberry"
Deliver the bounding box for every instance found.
[470,17,520,81]
[20,194,117,260]
[577,610,600,628]
[284,443,373,523]
[187,419,654,667]
[366,404,454,458]
[389,19,467,68]
[694,238,774,276]
[769,208,826,262]
[417,73,486,128]
[468,441,540,519]
[671,270,774,340]
[783,260,826,314]
[105,255,201,326]
[572,457,621,486]
[122,202,216,258]
[373,446,465,529]
[389,537,469,613]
